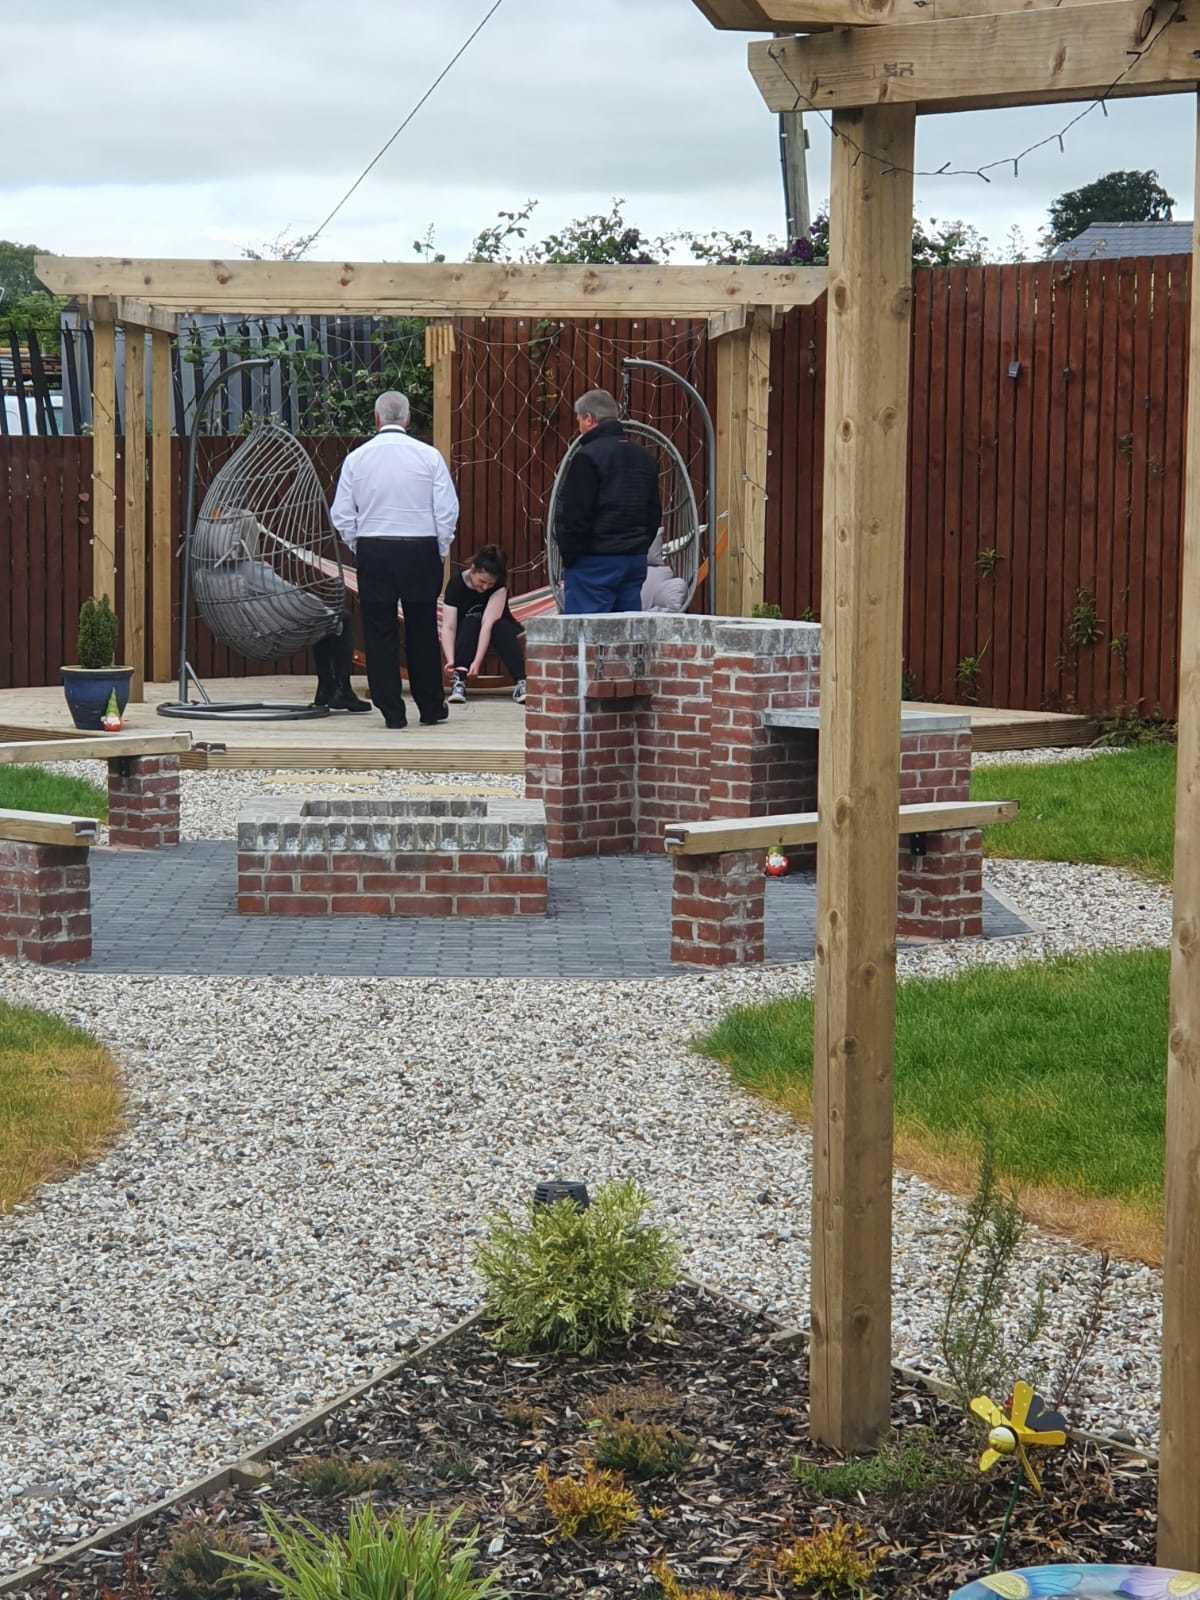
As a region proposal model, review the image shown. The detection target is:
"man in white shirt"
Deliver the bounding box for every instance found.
[330,391,459,728]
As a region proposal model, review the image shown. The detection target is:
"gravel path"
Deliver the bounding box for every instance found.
[0,844,1173,1576]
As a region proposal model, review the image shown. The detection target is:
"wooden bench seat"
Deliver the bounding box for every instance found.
[0,733,190,850]
[665,799,1017,965]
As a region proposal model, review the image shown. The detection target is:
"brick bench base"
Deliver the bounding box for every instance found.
[107,755,181,849]
[237,798,548,917]
[670,827,985,966]
[0,841,92,963]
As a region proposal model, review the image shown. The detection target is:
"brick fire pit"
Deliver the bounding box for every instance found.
[237,797,548,917]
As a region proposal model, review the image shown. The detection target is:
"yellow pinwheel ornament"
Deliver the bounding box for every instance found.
[970,1382,1067,1494]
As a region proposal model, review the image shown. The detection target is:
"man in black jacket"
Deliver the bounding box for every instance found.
[555,389,662,614]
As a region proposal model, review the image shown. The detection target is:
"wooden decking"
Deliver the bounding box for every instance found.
[0,677,1096,772]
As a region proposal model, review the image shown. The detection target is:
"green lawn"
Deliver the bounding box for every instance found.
[971,743,1174,881]
[698,948,1168,1257]
[0,1001,123,1213]
[0,765,107,820]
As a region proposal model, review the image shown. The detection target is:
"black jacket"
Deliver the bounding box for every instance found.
[554,420,662,566]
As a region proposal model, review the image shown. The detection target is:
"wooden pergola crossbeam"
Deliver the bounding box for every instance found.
[37,258,826,318]
[695,0,1135,28]
[750,0,1199,114]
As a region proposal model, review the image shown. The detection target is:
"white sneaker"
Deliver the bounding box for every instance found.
[449,675,467,705]
[513,679,527,704]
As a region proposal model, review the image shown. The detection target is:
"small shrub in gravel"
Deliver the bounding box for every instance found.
[766,1520,881,1597]
[592,1417,694,1480]
[650,1558,735,1600]
[793,1427,968,1499]
[156,1521,274,1600]
[474,1179,679,1355]
[291,1455,405,1498]
[225,1503,504,1600]
[536,1460,639,1541]
[587,1379,681,1421]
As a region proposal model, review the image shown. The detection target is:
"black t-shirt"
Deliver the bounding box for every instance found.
[444,569,512,623]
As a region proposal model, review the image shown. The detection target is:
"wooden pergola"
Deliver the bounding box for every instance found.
[695,0,1200,1566]
[34,258,828,695]
[37,0,1200,1556]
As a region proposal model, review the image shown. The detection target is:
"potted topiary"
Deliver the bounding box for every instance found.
[61,596,134,731]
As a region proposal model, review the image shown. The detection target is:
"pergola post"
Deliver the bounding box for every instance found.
[713,306,771,615]
[122,325,146,699]
[811,104,916,1451]
[151,330,173,684]
[1158,91,1200,1572]
[425,320,456,583]
[90,314,117,610]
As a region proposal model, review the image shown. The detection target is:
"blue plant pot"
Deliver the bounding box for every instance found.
[61,666,134,731]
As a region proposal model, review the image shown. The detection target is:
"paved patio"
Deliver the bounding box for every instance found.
[77,845,1031,978]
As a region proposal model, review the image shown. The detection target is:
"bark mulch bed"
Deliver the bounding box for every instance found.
[32,1287,1156,1600]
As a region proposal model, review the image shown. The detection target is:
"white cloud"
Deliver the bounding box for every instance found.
[5,0,1193,266]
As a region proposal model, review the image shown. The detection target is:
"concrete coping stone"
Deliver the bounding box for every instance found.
[236,797,546,854]
[763,708,971,735]
[526,612,822,658]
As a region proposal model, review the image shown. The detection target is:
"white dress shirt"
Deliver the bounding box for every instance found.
[330,426,459,557]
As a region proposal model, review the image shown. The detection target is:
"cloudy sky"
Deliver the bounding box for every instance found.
[4,0,1194,267]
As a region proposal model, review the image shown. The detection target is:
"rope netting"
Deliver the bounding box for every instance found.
[450,318,714,592]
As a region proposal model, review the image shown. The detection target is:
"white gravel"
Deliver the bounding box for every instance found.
[972,743,1131,768]
[0,754,1173,1575]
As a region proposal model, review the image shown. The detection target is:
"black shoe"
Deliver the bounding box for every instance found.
[329,688,372,713]
[419,704,450,725]
[384,715,408,729]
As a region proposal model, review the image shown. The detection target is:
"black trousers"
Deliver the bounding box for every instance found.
[312,612,355,697]
[453,613,526,682]
[356,536,445,723]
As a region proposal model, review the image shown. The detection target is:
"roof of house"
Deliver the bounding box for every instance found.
[1054,220,1194,259]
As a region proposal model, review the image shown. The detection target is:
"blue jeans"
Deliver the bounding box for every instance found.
[563,553,648,615]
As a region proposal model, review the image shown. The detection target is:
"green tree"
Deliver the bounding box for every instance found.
[468,197,668,265]
[1041,168,1175,251]
[686,208,987,267]
[0,241,63,342]
[0,240,53,301]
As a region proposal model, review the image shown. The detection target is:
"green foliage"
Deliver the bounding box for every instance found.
[591,1418,694,1481]
[474,1179,679,1355]
[291,1456,405,1497]
[954,644,988,702]
[537,1461,639,1541]
[751,602,783,620]
[794,1429,966,1498]
[770,1520,880,1596]
[1094,704,1174,747]
[972,743,1174,880]
[0,290,65,343]
[1042,169,1175,250]
[470,198,667,266]
[78,595,119,669]
[1066,588,1104,651]
[698,945,1170,1241]
[939,1129,1049,1414]
[0,240,53,302]
[156,1521,274,1600]
[975,548,1002,580]
[911,216,987,267]
[222,1503,504,1600]
[0,764,106,821]
[650,1558,735,1600]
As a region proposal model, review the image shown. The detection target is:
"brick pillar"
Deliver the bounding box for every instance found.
[525,632,640,860]
[897,828,984,941]
[670,851,765,967]
[0,841,92,964]
[107,754,181,849]
[634,641,715,853]
[708,626,822,823]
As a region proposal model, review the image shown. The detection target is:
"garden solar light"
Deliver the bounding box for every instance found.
[533,1182,590,1210]
[971,1382,1067,1495]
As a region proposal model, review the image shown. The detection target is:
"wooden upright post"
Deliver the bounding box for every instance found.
[151,331,173,684]
[810,104,916,1452]
[1157,92,1200,1571]
[91,316,118,608]
[425,320,456,582]
[713,307,771,615]
[122,327,146,698]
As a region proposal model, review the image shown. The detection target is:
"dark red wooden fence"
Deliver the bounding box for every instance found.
[0,262,1190,716]
[765,256,1189,717]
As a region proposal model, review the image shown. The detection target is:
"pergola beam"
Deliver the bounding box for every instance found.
[751,0,1200,114]
[37,257,827,318]
[695,0,1133,27]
